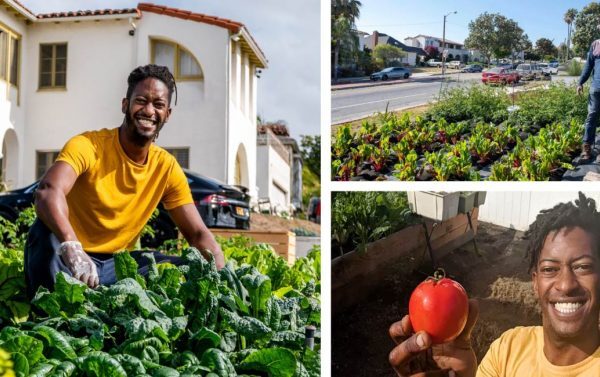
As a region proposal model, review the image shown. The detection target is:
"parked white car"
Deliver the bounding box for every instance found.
[448,60,464,69]
[427,59,444,67]
[538,62,558,75]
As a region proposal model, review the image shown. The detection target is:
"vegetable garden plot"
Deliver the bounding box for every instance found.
[0,211,321,377]
[331,83,589,181]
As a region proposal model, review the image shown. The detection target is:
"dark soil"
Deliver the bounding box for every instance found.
[331,222,542,377]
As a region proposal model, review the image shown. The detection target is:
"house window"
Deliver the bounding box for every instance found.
[151,39,203,80]
[39,43,67,89]
[0,27,21,89]
[164,147,189,169]
[10,38,18,86]
[36,151,60,179]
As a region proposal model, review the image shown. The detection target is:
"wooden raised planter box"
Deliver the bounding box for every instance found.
[332,208,479,314]
[211,229,296,264]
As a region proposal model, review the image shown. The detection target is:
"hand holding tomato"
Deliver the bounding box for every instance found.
[388,272,479,377]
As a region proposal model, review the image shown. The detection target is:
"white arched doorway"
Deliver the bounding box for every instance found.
[234,143,249,188]
[1,128,19,189]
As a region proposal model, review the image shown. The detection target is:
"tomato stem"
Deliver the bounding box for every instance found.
[426,268,446,284]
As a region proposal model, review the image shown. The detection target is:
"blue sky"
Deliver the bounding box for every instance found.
[20,0,320,139]
[356,0,593,48]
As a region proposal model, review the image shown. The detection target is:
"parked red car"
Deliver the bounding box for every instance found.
[481,67,520,85]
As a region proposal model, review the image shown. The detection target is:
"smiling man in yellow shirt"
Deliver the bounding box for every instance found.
[24,64,224,297]
[387,193,600,377]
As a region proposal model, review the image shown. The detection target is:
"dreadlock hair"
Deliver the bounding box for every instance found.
[526,192,600,274]
[125,64,178,105]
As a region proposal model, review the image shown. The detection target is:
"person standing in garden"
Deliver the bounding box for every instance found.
[24,64,224,298]
[388,192,600,376]
[577,36,600,162]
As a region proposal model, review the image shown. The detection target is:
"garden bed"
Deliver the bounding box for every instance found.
[332,209,478,314]
[331,83,590,181]
[332,221,539,377]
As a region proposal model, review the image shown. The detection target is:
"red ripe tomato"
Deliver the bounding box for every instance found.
[408,274,469,344]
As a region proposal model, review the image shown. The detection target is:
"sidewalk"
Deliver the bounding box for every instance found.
[331,71,460,91]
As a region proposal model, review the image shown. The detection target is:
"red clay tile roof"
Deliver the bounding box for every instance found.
[36,8,140,19]
[258,123,290,137]
[137,3,243,33]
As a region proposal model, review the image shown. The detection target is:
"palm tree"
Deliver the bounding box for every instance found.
[564,8,578,60]
[331,0,362,81]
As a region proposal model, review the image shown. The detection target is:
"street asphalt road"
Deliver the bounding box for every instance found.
[331,73,579,125]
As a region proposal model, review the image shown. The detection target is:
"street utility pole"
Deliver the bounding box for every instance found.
[441,11,457,77]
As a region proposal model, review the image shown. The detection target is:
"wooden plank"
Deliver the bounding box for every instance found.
[211,228,296,264]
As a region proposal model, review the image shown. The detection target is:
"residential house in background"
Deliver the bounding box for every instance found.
[363,31,426,66]
[257,123,303,214]
[0,1,268,202]
[404,34,482,62]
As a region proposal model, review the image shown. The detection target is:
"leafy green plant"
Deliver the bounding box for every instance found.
[331,192,415,256]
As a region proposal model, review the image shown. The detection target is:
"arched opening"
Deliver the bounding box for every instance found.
[2,128,19,189]
[234,143,249,188]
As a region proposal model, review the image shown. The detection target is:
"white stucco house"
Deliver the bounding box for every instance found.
[0,1,267,200]
[404,34,481,62]
[256,123,303,214]
[363,31,426,66]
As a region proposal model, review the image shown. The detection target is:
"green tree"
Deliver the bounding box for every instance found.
[372,44,406,68]
[564,8,578,60]
[465,12,527,63]
[573,3,600,57]
[332,15,358,80]
[331,0,362,80]
[535,38,558,58]
[300,135,320,176]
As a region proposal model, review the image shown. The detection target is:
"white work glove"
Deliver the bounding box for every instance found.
[58,241,99,288]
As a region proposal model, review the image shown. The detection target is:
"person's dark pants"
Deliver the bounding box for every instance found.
[583,90,600,145]
[24,220,184,299]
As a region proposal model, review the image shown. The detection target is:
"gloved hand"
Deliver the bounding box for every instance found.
[58,241,99,288]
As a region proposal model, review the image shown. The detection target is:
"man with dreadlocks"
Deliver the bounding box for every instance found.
[388,192,600,376]
[24,64,224,296]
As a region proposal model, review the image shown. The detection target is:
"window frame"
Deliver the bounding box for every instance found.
[38,42,68,90]
[150,38,203,81]
[35,150,60,179]
[0,21,21,93]
[164,147,190,169]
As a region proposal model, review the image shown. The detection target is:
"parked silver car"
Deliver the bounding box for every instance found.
[516,63,544,80]
[370,67,411,81]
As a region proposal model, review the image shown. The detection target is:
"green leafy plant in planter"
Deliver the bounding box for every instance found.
[393,150,418,181]
[332,125,355,159]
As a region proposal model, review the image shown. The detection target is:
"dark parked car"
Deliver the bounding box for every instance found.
[0,169,251,247]
[0,181,38,222]
[461,64,483,73]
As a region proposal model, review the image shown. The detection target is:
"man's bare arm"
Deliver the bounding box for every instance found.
[35,161,79,242]
[168,203,225,269]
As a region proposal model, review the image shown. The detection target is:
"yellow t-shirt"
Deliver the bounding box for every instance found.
[56,127,193,253]
[477,326,600,377]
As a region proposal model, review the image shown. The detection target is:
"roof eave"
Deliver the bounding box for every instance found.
[2,0,37,21]
[239,27,268,69]
[36,11,140,23]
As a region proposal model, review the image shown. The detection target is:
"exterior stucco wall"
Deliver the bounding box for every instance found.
[135,12,229,183]
[256,143,290,210]
[0,11,28,188]
[23,18,135,184]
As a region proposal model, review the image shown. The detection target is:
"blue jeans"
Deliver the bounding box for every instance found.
[583,90,600,145]
[24,220,184,299]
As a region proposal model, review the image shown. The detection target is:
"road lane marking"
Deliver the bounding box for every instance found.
[332,92,431,110]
